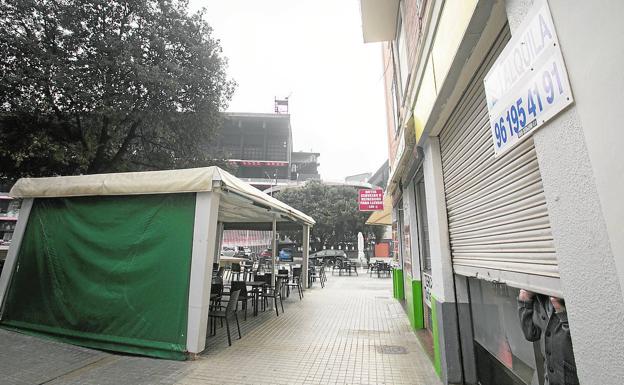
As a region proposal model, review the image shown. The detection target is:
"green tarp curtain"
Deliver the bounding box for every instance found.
[0,193,196,360]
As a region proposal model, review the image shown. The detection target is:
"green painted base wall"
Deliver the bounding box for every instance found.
[431,295,442,377]
[403,274,424,330]
[392,269,404,299]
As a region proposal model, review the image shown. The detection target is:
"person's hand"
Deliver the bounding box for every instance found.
[519,289,535,301]
[550,297,565,313]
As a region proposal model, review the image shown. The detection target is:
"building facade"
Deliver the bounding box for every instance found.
[360,1,624,384]
[217,113,320,191]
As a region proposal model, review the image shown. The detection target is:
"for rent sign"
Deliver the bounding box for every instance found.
[484,0,573,157]
[359,189,384,211]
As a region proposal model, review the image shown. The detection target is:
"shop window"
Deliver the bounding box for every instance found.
[469,279,538,385]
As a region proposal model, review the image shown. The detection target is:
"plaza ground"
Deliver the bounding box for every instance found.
[0,271,441,385]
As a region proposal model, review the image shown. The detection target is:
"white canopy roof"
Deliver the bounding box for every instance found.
[10,166,315,226]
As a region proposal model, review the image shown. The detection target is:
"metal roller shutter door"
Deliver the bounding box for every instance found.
[439,27,559,285]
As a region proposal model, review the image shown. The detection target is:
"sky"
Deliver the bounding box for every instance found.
[188,0,389,181]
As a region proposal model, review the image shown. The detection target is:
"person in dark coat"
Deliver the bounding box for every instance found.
[518,290,580,385]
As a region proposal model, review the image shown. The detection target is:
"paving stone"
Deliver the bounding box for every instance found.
[0,329,105,385]
[177,273,441,385]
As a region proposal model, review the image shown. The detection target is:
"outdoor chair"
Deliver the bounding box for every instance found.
[346,260,358,276]
[242,261,254,281]
[332,258,343,276]
[319,265,327,287]
[253,273,273,311]
[277,268,290,296]
[286,267,304,300]
[259,278,285,316]
[380,262,391,277]
[208,289,241,346]
[309,265,326,288]
[230,281,252,320]
[368,262,378,277]
[210,281,224,309]
[230,263,242,282]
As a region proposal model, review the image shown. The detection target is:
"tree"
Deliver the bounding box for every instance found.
[275,181,378,248]
[0,0,236,184]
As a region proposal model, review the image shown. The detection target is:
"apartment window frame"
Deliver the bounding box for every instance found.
[394,3,410,101]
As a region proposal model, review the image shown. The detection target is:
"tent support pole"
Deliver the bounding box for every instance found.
[186,191,220,355]
[214,222,224,265]
[0,198,34,317]
[271,218,277,290]
[302,224,310,290]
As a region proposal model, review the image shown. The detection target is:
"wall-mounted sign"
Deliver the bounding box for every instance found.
[359,189,384,211]
[484,0,573,157]
[423,272,433,307]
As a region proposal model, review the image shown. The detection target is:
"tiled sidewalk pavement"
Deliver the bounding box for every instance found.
[0,272,441,385]
[180,273,441,385]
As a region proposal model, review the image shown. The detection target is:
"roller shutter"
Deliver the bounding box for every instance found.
[439,26,559,282]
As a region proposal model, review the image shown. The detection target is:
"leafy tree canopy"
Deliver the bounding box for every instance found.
[275,181,384,248]
[0,0,236,184]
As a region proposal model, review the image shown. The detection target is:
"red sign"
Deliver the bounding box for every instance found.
[359,189,384,211]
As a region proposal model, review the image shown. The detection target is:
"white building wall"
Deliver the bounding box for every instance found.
[422,138,454,302]
[546,0,624,297]
[505,1,624,384]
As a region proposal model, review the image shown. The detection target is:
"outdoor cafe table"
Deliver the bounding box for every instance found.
[246,281,267,316]
[219,256,247,266]
[341,261,358,276]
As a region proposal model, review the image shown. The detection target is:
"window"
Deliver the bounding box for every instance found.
[223,144,241,159]
[469,279,539,385]
[389,4,410,135]
[396,16,409,95]
[266,141,287,161]
[243,145,263,160]
[391,75,400,134]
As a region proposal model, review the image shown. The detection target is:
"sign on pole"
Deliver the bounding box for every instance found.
[359,189,384,211]
[484,0,573,157]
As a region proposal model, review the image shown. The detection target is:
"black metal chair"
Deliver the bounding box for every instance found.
[333,258,348,276]
[242,260,254,281]
[230,263,242,282]
[380,262,391,277]
[210,281,224,309]
[369,261,379,277]
[212,262,220,278]
[230,281,252,320]
[286,267,304,299]
[208,289,241,346]
[309,265,326,288]
[277,268,290,296]
[252,273,273,312]
[259,277,284,316]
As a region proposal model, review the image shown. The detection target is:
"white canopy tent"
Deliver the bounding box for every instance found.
[1,166,314,356]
